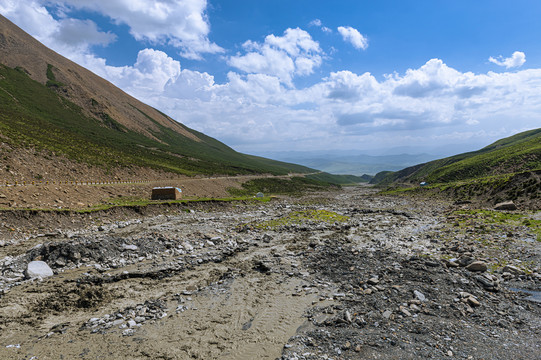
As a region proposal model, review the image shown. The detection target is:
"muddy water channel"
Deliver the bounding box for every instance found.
[0,186,539,359]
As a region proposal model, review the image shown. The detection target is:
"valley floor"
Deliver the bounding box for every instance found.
[0,186,539,359]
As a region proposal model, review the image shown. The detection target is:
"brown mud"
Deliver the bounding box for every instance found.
[0,186,539,359]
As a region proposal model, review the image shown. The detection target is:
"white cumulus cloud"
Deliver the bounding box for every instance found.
[309,18,331,33]
[0,0,115,57]
[489,51,526,68]
[228,28,322,86]
[1,0,223,60]
[337,26,368,50]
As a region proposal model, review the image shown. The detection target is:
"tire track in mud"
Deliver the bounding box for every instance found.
[224,279,317,360]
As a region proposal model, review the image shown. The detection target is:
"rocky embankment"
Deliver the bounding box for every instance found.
[0,187,539,359]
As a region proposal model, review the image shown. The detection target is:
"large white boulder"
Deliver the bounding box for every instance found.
[26,261,54,279]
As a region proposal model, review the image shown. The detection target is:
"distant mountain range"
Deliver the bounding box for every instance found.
[258,151,442,176]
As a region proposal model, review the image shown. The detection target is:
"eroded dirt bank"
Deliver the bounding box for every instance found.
[0,187,539,359]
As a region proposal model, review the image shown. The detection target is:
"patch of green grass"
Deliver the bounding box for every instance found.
[379,171,539,205]
[45,64,65,88]
[453,209,541,241]
[228,177,337,197]
[305,172,367,185]
[0,195,272,213]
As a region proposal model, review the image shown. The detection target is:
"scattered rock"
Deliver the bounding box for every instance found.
[414,290,426,302]
[122,244,138,251]
[466,261,488,272]
[494,201,517,211]
[26,261,54,279]
[467,297,480,307]
[367,277,379,285]
[400,307,412,317]
[122,329,134,336]
[502,265,525,276]
[457,255,475,267]
[475,275,497,290]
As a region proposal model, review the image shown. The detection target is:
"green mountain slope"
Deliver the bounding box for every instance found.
[0,15,312,177]
[0,65,311,176]
[373,128,541,185]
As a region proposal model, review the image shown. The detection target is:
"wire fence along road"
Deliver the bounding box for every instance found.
[0,173,313,188]
[0,180,155,187]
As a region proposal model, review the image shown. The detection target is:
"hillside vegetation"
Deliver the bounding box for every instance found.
[373,128,541,185]
[371,128,541,208]
[0,65,312,176]
[0,15,317,179]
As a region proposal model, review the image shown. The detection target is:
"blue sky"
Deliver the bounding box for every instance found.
[1,0,541,157]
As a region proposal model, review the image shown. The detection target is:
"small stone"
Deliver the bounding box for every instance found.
[466,261,487,272]
[502,272,514,280]
[344,341,351,349]
[413,290,426,302]
[442,259,459,268]
[355,345,362,352]
[458,256,475,267]
[447,350,453,356]
[134,316,146,323]
[382,310,392,319]
[122,244,138,251]
[502,265,525,276]
[475,275,495,289]
[127,320,137,328]
[363,288,373,295]
[401,308,412,317]
[467,297,480,307]
[26,261,54,279]
[345,310,352,323]
[367,277,379,285]
[494,201,517,211]
[425,260,440,267]
[122,329,134,336]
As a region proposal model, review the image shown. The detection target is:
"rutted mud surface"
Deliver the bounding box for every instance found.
[0,187,539,359]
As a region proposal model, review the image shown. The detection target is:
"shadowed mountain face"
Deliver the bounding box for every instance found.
[0,15,312,177]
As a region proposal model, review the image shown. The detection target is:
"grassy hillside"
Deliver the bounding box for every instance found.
[374,128,541,185]
[304,172,368,185]
[0,64,312,176]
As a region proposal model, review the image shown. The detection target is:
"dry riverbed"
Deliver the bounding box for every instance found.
[0,186,539,359]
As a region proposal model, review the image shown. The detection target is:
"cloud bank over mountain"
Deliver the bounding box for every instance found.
[1,0,539,154]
